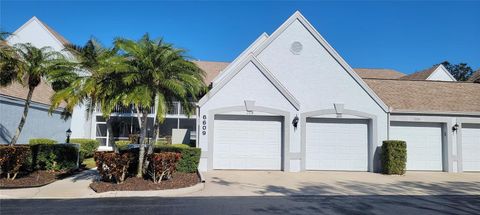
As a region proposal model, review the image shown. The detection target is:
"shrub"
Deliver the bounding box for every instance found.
[147,152,181,183]
[94,152,132,184]
[0,145,31,180]
[30,144,79,171]
[115,140,132,151]
[29,138,57,145]
[121,144,200,173]
[70,139,100,158]
[382,140,407,175]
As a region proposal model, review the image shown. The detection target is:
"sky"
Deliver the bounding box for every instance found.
[1,1,479,74]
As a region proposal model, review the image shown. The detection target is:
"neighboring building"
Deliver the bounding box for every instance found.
[196,12,480,173]
[468,70,480,83]
[401,64,457,82]
[2,13,479,173]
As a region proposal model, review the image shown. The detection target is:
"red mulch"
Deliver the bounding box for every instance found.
[90,172,200,193]
[1,171,58,188]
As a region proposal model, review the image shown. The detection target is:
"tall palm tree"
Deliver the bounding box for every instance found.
[114,34,206,177]
[0,43,76,145]
[50,38,130,150]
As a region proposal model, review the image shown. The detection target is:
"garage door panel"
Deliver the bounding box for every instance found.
[306,118,369,171]
[213,115,282,170]
[462,124,480,171]
[390,122,443,171]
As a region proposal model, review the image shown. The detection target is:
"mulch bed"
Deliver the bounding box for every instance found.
[0,169,85,189]
[90,172,200,193]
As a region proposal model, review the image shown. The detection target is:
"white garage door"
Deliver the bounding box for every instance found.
[213,115,283,170]
[306,118,369,171]
[462,124,480,172]
[390,122,443,171]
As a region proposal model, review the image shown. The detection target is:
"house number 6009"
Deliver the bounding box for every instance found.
[202,115,207,135]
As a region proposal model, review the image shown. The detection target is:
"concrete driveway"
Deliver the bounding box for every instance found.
[190,171,480,196]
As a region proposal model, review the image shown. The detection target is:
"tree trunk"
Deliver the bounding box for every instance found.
[10,86,35,145]
[106,118,117,153]
[136,109,148,178]
[142,120,159,174]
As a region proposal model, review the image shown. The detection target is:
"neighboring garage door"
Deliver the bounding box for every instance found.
[306,118,369,171]
[462,124,480,172]
[213,115,283,170]
[390,122,443,171]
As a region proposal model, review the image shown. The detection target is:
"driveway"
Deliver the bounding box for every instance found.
[190,171,480,196]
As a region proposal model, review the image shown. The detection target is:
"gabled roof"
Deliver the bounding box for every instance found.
[401,64,456,81]
[364,78,480,114]
[468,70,480,83]
[198,54,301,110]
[8,16,71,47]
[353,68,405,79]
[192,60,230,85]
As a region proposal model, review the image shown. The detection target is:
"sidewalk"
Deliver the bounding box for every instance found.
[0,170,204,199]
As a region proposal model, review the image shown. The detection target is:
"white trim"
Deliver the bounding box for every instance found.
[212,33,269,85]
[252,11,390,113]
[198,54,300,110]
[427,64,457,81]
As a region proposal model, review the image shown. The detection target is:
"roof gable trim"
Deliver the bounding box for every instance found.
[252,11,390,112]
[199,54,301,110]
[7,16,66,49]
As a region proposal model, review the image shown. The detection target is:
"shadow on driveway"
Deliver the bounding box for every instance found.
[1,195,479,215]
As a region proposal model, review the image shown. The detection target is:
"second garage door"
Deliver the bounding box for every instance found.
[462,124,480,172]
[390,122,444,171]
[306,118,369,171]
[213,115,283,170]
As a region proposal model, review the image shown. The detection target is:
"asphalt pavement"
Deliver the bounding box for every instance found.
[1,195,479,215]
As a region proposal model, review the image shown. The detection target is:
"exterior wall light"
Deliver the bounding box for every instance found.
[292,115,299,128]
[452,124,459,132]
[66,128,72,143]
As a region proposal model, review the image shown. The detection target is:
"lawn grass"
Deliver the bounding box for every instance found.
[83,157,96,169]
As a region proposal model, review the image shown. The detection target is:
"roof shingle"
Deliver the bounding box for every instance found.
[353,68,405,79]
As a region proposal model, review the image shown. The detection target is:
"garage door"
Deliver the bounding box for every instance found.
[390,122,443,171]
[306,118,369,171]
[213,115,283,170]
[462,124,480,172]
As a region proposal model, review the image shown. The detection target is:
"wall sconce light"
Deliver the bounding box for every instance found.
[292,115,299,128]
[452,123,459,132]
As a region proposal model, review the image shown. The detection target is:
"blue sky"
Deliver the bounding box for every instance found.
[1,1,479,74]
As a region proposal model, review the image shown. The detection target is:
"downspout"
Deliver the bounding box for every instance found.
[195,105,200,148]
[387,107,392,140]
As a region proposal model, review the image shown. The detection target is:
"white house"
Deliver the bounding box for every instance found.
[1,12,479,173]
[195,12,480,173]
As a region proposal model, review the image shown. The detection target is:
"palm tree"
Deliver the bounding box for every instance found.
[50,38,130,151]
[114,34,206,177]
[0,43,76,145]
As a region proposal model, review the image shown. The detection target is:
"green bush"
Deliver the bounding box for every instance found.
[0,145,31,180]
[70,138,100,158]
[115,140,132,151]
[381,140,407,175]
[30,144,79,171]
[29,138,57,145]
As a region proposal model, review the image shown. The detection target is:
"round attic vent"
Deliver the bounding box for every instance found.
[290,41,303,55]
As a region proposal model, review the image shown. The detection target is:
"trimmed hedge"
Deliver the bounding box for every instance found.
[29,138,57,145]
[70,138,100,158]
[381,140,407,175]
[122,144,200,173]
[94,152,132,184]
[0,145,31,180]
[115,140,132,151]
[30,144,79,171]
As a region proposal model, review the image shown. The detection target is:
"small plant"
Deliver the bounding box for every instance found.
[70,139,100,158]
[30,144,79,171]
[29,138,57,145]
[147,152,181,183]
[0,145,31,180]
[94,152,132,184]
[382,140,407,175]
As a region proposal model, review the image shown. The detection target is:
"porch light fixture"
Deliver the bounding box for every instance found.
[292,115,299,128]
[452,124,459,132]
[66,128,72,144]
